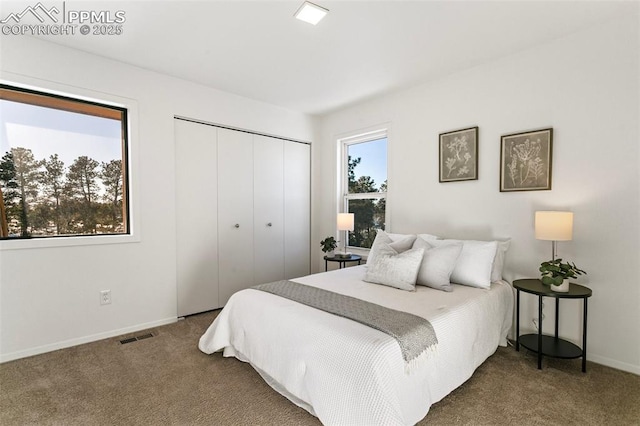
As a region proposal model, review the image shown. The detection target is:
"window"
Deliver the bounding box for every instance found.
[340,130,387,249]
[0,85,129,239]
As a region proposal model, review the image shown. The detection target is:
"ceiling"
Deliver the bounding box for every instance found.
[13,1,635,115]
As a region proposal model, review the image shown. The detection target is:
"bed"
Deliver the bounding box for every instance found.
[199,232,513,425]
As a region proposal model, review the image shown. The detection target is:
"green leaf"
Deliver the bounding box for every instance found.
[539,258,587,281]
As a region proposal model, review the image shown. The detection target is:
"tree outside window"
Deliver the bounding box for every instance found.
[0,85,129,239]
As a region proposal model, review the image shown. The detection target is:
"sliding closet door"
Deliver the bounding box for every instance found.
[253,136,285,284]
[284,142,311,279]
[218,129,255,305]
[175,119,219,316]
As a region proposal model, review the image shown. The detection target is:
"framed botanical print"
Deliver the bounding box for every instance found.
[500,128,553,192]
[439,126,478,182]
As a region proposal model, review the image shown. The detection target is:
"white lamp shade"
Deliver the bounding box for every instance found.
[535,211,573,241]
[337,213,354,231]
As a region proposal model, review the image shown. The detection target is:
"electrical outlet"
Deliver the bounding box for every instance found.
[100,290,111,305]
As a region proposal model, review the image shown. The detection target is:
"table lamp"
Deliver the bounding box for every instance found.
[335,213,354,259]
[535,211,573,260]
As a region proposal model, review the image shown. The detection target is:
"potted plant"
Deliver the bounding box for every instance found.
[320,236,338,256]
[539,258,586,292]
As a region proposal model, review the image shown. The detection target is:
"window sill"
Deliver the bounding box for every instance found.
[0,233,140,251]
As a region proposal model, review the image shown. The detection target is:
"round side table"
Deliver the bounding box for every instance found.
[513,278,592,372]
[323,255,362,271]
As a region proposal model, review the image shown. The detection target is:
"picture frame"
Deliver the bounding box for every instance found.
[500,128,553,192]
[439,126,478,182]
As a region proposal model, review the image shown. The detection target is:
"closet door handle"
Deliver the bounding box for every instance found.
[267,222,273,227]
[234,224,240,228]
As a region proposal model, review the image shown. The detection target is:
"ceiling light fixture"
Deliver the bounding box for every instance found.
[294,1,328,25]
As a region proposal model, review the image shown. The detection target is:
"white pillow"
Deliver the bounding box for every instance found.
[387,232,416,242]
[364,243,425,291]
[491,240,511,283]
[418,233,441,242]
[367,230,416,266]
[412,238,463,292]
[390,236,417,252]
[428,239,498,289]
[422,234,510,283]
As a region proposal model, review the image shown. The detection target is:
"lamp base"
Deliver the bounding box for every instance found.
[334,251,352,259]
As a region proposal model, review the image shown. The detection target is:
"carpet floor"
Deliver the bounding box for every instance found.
[1,310,638,425]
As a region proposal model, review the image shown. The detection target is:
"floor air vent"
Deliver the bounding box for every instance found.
[136,333,154,340]
[119,332,154,345]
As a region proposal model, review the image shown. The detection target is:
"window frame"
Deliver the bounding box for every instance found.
[339,128,388,251]
[0,78,139,251]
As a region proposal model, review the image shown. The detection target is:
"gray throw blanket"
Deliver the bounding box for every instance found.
[253,280,438,364]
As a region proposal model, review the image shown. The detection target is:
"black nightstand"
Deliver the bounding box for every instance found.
[324,255,362,271]
[514,278,592,372]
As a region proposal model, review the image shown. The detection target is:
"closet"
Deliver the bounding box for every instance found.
[175,118,310,317]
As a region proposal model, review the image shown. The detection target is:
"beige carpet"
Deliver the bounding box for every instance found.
[1,310,638,425]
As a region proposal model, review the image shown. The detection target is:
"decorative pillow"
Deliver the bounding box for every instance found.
[387,232,417,242]
[412,237,463,292]
[364,243,425,291]
[366,230,416,266]
[491,239,511,283]
[417,233,441,242]
[366,230,392,266]
[428,239,498,289]
[390,235,417,252]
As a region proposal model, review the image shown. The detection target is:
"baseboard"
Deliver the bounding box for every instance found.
[588,353,640,375]
[0,317,178,363]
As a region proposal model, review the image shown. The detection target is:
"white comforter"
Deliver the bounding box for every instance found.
[199,266,513,425]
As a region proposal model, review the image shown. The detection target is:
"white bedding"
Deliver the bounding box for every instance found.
[199,265,513,425]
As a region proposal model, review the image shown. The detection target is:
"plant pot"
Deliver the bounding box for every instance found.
[550,279,570,292]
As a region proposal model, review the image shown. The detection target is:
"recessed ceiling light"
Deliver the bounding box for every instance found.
[294,1,328,26]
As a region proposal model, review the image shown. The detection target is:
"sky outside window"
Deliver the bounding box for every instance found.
[1,100,122,167]
[0,88,128,238]
[348,137,387,191]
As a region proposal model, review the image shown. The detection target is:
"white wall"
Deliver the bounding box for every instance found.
[0,36,314,362]
[313,15,639,374]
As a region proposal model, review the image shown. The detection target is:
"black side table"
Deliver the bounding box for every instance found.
[324,255,362,271]
[514,278,592,372]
